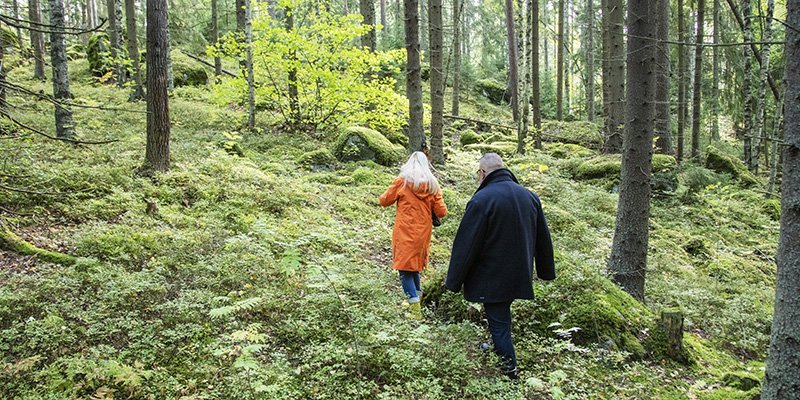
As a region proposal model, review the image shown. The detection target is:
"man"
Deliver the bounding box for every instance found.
[446,153,556,379]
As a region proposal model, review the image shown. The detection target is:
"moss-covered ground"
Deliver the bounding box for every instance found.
[0,59,779,399]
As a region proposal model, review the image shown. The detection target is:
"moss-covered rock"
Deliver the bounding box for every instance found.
[384,130,409,147]
[541,120,604,148]
[547,143,596,159]
[67,43,85,60]
[86,33,112,77]
[170,50,209,87]
[476,79,508,105]
[0,223,77,266]
[762,198,781,221]
[298,148,337,171]
[464,142,517,158]
[567,154,677,181]
[0,26,18,48]
[459,129,482,146]
[705,146,759,187]
[333,126,405,166]
[483,132,516,144]
[722,371,761,391]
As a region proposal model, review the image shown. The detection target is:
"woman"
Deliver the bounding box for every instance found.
[380,151,447,319]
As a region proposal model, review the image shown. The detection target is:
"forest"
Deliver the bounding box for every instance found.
[0,0,798,397]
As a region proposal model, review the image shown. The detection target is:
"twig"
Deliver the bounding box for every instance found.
[0,112,118,145]
[1,81,147,113]
[0,14,107,35]
[179,50,237,77]
[0,183,64,195]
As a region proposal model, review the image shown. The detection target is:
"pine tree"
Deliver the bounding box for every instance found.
[144,0,171,172]
[429,0,444,163]
[405,0,425,152]
[49,0,75,139]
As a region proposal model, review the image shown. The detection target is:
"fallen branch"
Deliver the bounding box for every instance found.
[0,220,76,265]
[0,111,118,145]
[443,114,598,146]
[180,50,237,77]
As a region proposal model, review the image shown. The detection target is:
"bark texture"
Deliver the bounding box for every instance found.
[360,0,377,51]
[405,0,425,152]
[556,0,564,120]
[29,0,47,81]
[245,0,255,130]
[654,0,672,154]
[711,0,720,141]
[602,0,624,153]
[690,0,704,159]
[451,0,461,116]
[428,0,444,163]
[753,0,775,173]
[211,0,221,76]
[49,0,75,139]
[125,0,145,101]
[504,0,519,122]
[677,0,686,161]
[531,0,541,149]
[742,0,754,169]
[145,0,171,172]
[585,0,594,122]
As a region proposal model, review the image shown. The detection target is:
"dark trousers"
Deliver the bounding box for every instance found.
[484,301,516,371]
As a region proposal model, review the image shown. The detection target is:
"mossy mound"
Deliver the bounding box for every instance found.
[383,130,409,147]
[476,79,507,105]
[762,198,781,221]
[567,154,677,180]
[464,142,517,158]
[86,33,112,77]
[547,143,596,159]
[170,50,210,87]
[66,44,85,60]
[297,148,337,171]
[459,129,482,146]
[705,146,759,187]
[483,132,516,144]
[0,26,18,48]
[541,120,604,148]
[333,126,405,166]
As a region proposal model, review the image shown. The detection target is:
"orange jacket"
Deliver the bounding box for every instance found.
[380,177,448,271]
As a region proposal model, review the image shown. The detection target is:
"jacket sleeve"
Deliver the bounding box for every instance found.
[432,191,448,218]
[533,196,556,281]
[379,177,403,207]
[446,199,486,292]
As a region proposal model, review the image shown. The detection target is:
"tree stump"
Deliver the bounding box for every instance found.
[660,309,686,362]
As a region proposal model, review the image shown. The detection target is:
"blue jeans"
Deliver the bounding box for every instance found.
[399,270,421,302]
[485,301,516,372]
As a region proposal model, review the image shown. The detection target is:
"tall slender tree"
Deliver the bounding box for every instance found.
[125,0,145,101]
[429,0,444,163]
[690,0,705,159]
[531,0,542,149]
[144,0,171,171]
[742,0,755,168]
[753,0,775,173]
[360,0,377,51]
[602,0,624,153]
[517,0,530,154]
[504,0,519,122]
[419,0,427,53]
[245,0,255,130]
[677,0,686,161]
[451,0,461,116]
[762,0,800,396]
[608,0,658,301]
[654,0,672,154]
[49,0,75,139]
[106,0,125,85]
[380,0,387,28]
[556,0,565,120]
[405,0,425,152]
[211,0,221,76]
[11,0,22,44]
[585,0,594,122]
[287,6,299,124]
[29,0,47,81]
[711,0,720,141]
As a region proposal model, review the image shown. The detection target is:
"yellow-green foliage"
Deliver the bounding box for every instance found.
[297,148,337,169]
[567,154,677,180]
[383,130,409,147]
[333,126,405,166]
[705,145,759,187]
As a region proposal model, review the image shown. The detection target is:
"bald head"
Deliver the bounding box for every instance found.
[479,153,505,174]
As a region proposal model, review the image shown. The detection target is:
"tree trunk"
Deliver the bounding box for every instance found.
[711,0,720,141]
[585,0,594,122]
[654,0,672,154]
[556,0,564,120]
[286,6,299,125]
[451,0,461,116]
[762,1,800,395]
[12,0,22,45]
[504,0,519,122]
[125,0,145,101]
[690,0,704,159]
[236,0,246,31]
[660,310,686,362]
[29,0,47,81]
[602,0,624,153]
[428,0,443,163]
[380,0,387,28]
[211,0,221,76]
[531,0,541,149]
[145,0,171,172]
[405,0,425,152]
[245,0,255,130]
[766,104,783,196]
[742,0,754,169]
[608,0,658,302]
[420,0,427,53]
[517,0,530,155]
[166,13,174,91]
[753,0,775,173]
[361,0,377,51]
[564,2,570,116]
[107,0,125,85]
[677,0,686,161]
[0,27,5,112]
[49,0,75,139]
[88,0,98,27]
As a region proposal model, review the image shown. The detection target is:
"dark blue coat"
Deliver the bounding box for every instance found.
[446,168,555,303]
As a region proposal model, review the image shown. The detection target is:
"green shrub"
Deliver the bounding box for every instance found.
[332,126,405,166]
[86,33,112,77]
[681,166,720,194]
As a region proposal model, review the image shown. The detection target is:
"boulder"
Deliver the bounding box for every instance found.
[705,146,759,187]
[86,33,112,77]
[170,50,209,87]
[333,126,405,166]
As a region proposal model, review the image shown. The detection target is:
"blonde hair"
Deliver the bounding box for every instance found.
[399,151,440,194]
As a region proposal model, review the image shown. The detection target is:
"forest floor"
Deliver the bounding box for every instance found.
[0,59,780,399]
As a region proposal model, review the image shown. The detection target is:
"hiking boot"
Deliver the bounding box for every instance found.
[503,368,520,380]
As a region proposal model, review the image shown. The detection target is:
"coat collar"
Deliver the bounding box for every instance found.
[476,168,519,193]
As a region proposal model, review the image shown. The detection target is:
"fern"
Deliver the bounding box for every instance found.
[209,297,264,319]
